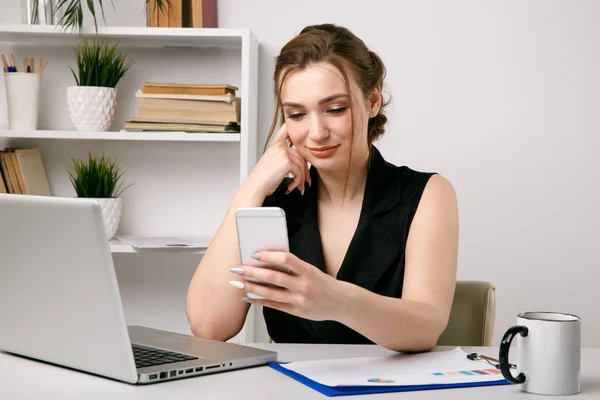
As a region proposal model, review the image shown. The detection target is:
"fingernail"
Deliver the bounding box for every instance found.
[247,293,265,300]
[285,189,291,195]
[241,297,254,304]
[229,280,244,289]
[251,252,260,260]
[301,187,305,195]
[308,177,312,187]
[229,267,244,275]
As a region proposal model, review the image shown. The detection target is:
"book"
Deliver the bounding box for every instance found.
[168,0,183,28]
[137,96,240,112]
[138,107,239,123]
[9,152,26,195]
[135,90,235,103]
[0,151,21,194]
[128,116,235,126]
[14,148,52,196]
[190,0,218,28]
[124,120,239,133]
[0,152,14,193]
[147,0,217,28]
[0,165,6,193]
[142,82,238,96]
[0,149,52,196]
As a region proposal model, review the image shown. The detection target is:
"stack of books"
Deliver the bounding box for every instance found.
[0,148,52,196]
[124,82,241,133]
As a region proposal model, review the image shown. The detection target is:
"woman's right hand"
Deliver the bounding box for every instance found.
[244,123,310,198]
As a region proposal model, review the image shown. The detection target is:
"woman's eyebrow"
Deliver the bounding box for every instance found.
[282,93,349,108]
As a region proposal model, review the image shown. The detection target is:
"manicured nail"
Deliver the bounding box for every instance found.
[241,297,254,304]
[301,187,305,195]
[285,189,291,195]
[308,177,312,187]
[229,280,244,289]
[251,252,260,260]
[246,293,265,300]
[229,267,244,275]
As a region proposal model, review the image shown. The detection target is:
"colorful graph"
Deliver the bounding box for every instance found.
[367,378,396,383]
[433,369,502,376]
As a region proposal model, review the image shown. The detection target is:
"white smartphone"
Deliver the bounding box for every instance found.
[235,207,290,274]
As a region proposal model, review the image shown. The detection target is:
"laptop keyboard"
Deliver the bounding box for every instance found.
[132,344,199,369]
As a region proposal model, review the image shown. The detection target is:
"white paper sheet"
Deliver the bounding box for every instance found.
[114,235,211,249]
[280,347,506,387]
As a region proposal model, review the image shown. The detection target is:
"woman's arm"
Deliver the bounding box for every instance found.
[186,123,309,341]
[185,183,265,341]
[335,174,459,351]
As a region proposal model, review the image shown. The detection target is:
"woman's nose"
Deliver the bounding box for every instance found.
[308,115,329,142]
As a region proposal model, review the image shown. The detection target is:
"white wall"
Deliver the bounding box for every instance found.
[2,0,599,347]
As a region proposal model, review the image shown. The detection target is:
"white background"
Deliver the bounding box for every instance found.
[1,0,598,347]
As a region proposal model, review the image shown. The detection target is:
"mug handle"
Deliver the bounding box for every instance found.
[499,325,529,384]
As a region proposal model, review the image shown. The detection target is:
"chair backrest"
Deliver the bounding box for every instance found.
[437,281,496,346]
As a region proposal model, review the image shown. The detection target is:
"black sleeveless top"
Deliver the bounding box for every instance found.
[262,146,435,344]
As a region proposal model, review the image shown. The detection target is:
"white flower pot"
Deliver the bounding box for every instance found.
[93,198,122,240]
[67,86,117,132]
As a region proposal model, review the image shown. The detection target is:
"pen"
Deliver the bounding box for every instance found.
[8,53,16,72]
[467,352,516,370]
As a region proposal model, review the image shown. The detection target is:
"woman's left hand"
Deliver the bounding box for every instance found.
[229,251,345,321]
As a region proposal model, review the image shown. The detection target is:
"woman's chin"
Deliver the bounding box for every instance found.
[307,157,343,173]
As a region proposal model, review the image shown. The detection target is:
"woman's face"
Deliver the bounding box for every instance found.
[280,62,380,173]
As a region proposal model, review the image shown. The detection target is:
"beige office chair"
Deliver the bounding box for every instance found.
[437,281,496,346]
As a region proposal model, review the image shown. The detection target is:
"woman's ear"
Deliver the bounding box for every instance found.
[368,86,382,118]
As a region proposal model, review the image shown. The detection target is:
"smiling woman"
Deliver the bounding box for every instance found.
[186,24,459,352]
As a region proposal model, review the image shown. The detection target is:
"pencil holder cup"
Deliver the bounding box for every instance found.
[4,72,41,130]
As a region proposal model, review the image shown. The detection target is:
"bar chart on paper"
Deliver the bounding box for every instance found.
[432,368,503,377]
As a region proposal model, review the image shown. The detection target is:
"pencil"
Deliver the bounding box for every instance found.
[8,53,16,70]
[1,54,8,73]
[39,60,48,74]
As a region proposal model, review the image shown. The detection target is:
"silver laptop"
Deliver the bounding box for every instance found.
[0,194,277,384]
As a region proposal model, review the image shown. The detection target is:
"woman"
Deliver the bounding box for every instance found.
[186,24,458,352]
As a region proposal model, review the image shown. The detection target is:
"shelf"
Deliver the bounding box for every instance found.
[0,130,241,142]
[0,24,250,48]
[109,239,207,254]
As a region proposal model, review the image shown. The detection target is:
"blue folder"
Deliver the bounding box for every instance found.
[269,362,511,397]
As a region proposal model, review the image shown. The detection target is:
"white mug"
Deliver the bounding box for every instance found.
[499,312,581,396]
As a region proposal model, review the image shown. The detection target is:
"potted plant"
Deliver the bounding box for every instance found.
[67,38,132,132]
[28,0,170,32]
[67,151,132,239]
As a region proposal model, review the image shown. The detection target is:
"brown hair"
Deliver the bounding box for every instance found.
[264,23,389,152]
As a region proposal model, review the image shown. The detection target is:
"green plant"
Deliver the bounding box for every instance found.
[31,0,171,33]
[70,39,132,87]
[67,151,131,198]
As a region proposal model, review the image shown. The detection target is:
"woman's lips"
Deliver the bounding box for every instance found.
[309,145,339,158]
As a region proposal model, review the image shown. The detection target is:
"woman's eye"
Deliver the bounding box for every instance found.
[287,113,305,120]
[328,107,348,115]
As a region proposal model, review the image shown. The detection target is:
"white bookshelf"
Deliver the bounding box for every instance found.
[2,129,241,142]
[0,24,246,48]
[0,24,260,343]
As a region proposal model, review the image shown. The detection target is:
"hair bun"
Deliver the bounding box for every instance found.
[368,112,387,142]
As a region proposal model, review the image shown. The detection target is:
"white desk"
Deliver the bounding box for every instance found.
[1,344,599,399]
